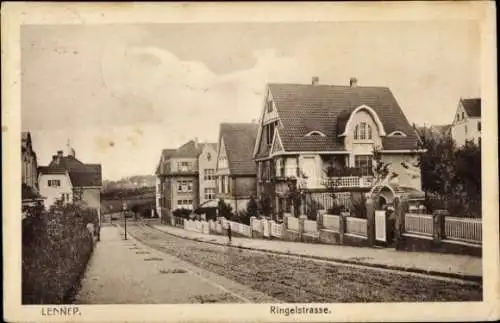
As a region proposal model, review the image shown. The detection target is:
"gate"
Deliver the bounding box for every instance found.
[375,210,386,242]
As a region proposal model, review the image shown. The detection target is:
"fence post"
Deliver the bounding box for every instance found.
[250,216,256,237]
[433,209,447,243]
[339,212,347,244]
[366,196,376,246]
[317,212,324,231]
[393,196,403,249]
[298,214,307,241]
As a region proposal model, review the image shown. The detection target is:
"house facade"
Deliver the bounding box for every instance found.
[253,77,423,217]
[38,149,102,214]
[38,167,73,207]
[450,98,481,147]
[21,132,44,207]
[198,143,218,206]
[215,123,258,214]
[155,139,218,217]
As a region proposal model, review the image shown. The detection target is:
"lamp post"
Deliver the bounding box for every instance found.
[123,201,128,240]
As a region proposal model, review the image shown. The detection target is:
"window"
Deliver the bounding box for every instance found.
[221,176,226,193]
[462,112,465,120]
[207,152,212,161]
[177,161,192,171]
[48,179,61,187]
[266,121,277,145]
[177,199,193,206]
[465,124,468,134]
[177,180,193,193]
[354,155,373,176]
[478,121,481,131]
[353,122,372,140]
[204,188,216,200]
[204,169,215,181]
[267,100,273,112]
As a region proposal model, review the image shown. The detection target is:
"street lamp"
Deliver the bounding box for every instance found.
[123,201,128,240]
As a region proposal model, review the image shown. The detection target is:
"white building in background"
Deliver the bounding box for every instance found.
[450,98,482,147]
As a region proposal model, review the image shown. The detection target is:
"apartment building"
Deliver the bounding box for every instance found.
[155,139,217,217]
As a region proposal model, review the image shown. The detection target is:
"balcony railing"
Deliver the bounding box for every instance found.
[320,176,374,189]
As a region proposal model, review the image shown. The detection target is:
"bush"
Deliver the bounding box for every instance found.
[22,204,94,304]
[349,192,367,218]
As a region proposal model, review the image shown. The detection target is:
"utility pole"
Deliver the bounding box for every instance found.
[123,200,128,240]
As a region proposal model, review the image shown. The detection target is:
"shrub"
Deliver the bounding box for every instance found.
[349,192,367,218]
[22,204,94,304]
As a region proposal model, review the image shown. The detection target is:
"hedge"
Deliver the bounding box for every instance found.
[22,205,95,304]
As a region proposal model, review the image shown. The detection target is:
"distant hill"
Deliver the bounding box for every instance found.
[103,175,156,191]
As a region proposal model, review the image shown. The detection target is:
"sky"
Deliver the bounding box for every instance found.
[21,21,481,180]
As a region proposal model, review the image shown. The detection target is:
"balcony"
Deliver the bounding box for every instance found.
[320,175,374,189]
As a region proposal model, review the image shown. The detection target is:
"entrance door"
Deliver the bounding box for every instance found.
[375,210,387,243]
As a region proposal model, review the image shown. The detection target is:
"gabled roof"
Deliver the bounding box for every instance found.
[172,140,201,158]
[46,155,102,187]
[461,98,481,118]
[38,166,68,175]
[219,123,258,175]
[155,149,177,175]
[256,83,419,155]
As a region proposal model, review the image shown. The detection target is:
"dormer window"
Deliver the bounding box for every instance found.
[388,131,407,137]
[354,122,372,140]
[305,130,326,137]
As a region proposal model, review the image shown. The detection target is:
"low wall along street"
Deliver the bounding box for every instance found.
[170,195,482,257]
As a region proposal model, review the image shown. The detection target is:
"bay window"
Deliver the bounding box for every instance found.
[354,155,373,176]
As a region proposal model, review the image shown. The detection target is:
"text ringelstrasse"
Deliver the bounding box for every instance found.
[270,305,332,316]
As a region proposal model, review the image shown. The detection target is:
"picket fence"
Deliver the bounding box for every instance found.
[184,219,209,234]
[405,214,433,236]
[404,213,482,244]
[445,216,482,244]
[287,217,300,231]
[304,219,318,233]
[345,217,367,237]
[322,214,340,232]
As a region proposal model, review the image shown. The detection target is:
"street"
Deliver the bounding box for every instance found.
[75,222,482,304]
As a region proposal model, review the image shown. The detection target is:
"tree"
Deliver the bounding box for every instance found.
[259,193,273,218]
[417,131,457,209]
[246,195,259,218]
[453,141,481,216]
[217,198,233,219]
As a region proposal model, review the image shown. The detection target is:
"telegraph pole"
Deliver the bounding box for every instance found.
[123,200,128,240]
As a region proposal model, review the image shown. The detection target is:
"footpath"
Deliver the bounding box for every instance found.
[74,225,276,304]
[151,224,482,281]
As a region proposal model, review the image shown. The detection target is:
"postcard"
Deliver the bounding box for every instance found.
[2,1,498,322]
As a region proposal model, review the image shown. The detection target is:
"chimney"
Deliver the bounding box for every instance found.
[311,76,319,85]
[350,77,358,88]
[194,137,199,149]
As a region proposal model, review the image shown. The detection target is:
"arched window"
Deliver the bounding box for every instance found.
[354,122,372,140]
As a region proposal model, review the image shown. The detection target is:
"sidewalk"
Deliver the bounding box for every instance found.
[151,224,482,281]
[74,225,276,304]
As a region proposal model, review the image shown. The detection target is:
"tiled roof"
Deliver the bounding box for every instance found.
[46,156,102,187]
[220,123,258,175]
[38,166,67,175]
[266,83,419,152]
[461,98,481,118]
[172,140,201,158]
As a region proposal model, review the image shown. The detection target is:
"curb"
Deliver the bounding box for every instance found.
[145,224,482,284]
